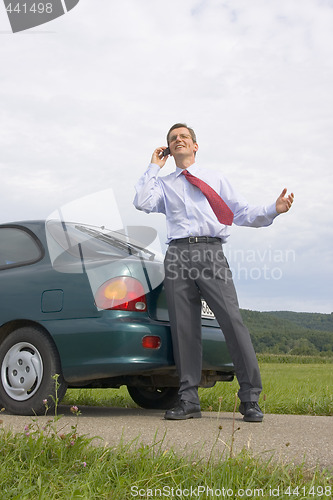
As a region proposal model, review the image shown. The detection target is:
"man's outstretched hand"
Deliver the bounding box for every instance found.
[276,188,294,214]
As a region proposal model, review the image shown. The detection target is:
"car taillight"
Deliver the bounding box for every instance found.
[95,277,147,312]
[142,336,161,349]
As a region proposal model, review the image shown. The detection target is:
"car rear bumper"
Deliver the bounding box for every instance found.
[41,313,234,384]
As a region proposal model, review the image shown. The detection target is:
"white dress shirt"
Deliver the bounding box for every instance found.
[134,162,278,244]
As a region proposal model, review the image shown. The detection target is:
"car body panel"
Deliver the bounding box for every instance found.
[0,220,234,392]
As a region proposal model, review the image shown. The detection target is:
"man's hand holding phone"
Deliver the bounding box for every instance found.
[151,146,170,168]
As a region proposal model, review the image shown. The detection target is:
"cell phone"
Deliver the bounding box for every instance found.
[162,147,170,157]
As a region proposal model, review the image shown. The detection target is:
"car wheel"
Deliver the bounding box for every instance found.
[0,326,67,416]
[127,385,179,410]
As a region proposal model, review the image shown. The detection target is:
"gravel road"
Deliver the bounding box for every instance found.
[1,406,332,471]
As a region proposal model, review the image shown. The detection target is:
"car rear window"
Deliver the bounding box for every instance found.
[46,221,156,262]
[0,226,43,270]
[47,221,134,260]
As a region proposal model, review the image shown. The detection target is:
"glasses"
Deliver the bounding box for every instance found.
[168,133,192,143]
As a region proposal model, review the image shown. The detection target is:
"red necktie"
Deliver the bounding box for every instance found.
[182,170,234,226]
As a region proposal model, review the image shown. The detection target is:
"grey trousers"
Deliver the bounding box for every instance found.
[164,240,262,405]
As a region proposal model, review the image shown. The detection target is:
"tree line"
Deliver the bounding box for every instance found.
[240,309,333,357]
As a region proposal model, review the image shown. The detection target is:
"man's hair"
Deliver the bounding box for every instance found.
[166,123,197,145]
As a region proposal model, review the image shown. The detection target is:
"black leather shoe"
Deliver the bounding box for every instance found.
[239,402,264,422]
[164,400,201,420]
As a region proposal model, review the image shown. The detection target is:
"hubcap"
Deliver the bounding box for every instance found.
[1,342,43,401]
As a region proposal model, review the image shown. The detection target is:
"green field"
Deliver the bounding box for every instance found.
[62,360,333,416]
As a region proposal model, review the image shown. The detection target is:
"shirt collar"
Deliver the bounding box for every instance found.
[175,162,199,178]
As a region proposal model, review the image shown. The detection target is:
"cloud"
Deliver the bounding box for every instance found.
[0,0,332,312]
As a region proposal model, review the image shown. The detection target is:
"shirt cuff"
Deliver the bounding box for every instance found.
[266,202,279,218]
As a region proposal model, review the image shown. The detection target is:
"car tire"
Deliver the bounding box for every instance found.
[127,385,179,410]
[0,326,67,416]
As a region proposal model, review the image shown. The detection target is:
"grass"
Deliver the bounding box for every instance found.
[62,362,333,416]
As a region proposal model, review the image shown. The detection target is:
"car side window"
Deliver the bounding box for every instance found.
[0,226,44,270]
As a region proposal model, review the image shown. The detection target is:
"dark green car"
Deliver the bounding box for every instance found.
[0,220,234,415]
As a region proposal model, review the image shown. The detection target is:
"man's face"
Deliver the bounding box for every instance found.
[168,127,198,159]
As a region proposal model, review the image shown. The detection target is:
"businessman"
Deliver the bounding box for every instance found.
[134,123,294,422]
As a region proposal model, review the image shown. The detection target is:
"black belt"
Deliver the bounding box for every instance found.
[170,236,222,244]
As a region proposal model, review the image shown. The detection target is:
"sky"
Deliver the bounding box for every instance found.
[0,0,332,313]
